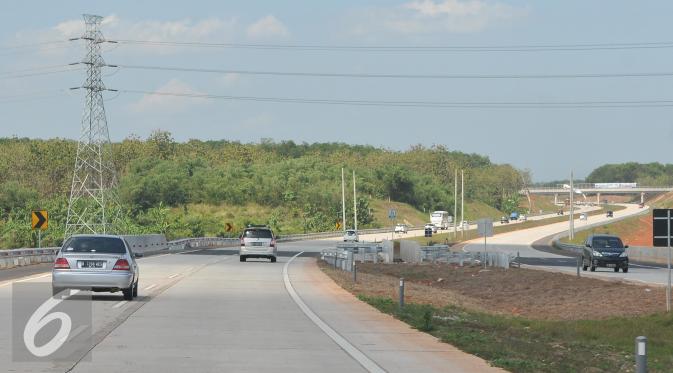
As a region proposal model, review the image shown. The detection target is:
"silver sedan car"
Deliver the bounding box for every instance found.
[52,235,141,300]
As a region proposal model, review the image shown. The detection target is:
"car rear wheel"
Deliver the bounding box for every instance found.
[623,267,629,273]
[132,281,138,297]
[590,265,596,272]
[240,255,246,262]
[613,267,619,272]
[122,286,133,300]
[270,256,277,263]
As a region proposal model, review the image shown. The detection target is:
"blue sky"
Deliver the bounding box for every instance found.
[2,1,673,181]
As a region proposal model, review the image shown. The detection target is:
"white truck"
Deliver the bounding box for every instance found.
[430,211,452,230]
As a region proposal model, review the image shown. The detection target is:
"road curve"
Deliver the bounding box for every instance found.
[463,204,671,285]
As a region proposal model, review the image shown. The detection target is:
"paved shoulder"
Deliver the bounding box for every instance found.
[287,257,506,373]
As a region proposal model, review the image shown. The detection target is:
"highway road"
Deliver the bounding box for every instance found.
[1,243,503,373]
[462,203,672,286]
[0,204,655,372]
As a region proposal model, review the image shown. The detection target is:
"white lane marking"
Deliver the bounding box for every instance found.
[283,252,385,373]
[0,273,51,288]
[631,264,662,269]
[144,284,157,291]
[168,273,179,279]
[112,301,127,309]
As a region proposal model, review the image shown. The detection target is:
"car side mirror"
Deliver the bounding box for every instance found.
[624,245,629,249]
[134,252,144,258]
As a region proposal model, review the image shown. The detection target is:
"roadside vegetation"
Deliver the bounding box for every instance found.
[320,261,673,372]
[0,132,525,248]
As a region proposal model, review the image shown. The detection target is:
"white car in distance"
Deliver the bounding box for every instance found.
[343,229,359,242]
[424,223,438,233]
[394,224,408,234]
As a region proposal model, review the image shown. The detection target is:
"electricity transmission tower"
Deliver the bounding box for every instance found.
[65,14,121,237]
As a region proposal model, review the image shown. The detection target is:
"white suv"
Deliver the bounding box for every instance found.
[394,224,408,234]
[240,226,277,263]
[424,223,438,233]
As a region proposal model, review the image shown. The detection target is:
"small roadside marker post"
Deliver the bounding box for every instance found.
[399,278,405,309]
[635,336,647,373]
[576,256,581,278]
[353,263,357,283]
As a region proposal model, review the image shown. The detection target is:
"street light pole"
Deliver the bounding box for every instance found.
[353,170,358,232]
[461,170,465,237]
[454,169,458,238]
[569,170,575,240]
[341,168,346,232]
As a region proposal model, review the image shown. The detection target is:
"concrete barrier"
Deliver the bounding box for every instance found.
[400,240,421,263]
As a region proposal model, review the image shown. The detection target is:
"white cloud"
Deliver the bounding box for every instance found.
[246,15,290,39]
[219,73,241,87]
[13,15,238,56]
[347,0,527,36]
[130,79,206,113]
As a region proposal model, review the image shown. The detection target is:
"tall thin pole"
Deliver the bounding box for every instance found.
[353,170,358,232]
[454,169,458,238]
[461,170,465,237]
[569,170,575,240]
[666,209,671,312]
[341,168,346,231]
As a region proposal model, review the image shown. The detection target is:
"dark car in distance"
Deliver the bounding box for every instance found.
[582,234,629,273]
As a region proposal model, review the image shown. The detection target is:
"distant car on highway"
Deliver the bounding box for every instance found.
[240,225,277,262]
[557,210,564,216]
[394,224,408,234]
[606,210,614,218]
[519,214,527,221]
[579,212,588,220]
[343,229,359,242]
[639,203,645,208]
[424,223,438,233]
[582,234,628,273]
[509,212,519,221]
[52,234,141,300]
[500,216,509,224]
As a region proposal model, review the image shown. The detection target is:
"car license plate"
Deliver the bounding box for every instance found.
[80,260,105,269]
[606,264,616,268]
[252,242,264,246]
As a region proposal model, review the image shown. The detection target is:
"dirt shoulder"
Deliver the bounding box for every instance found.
[320,261,666,321]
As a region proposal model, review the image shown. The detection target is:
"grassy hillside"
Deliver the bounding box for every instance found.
[370,200,428,227]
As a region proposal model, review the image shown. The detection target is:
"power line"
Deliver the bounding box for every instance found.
[116,39,673,52]
[0,66,83,80]
[121,89,673,109]
[117,64,673,80]
[0,40,69,51]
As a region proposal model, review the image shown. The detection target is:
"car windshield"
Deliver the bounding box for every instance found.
[592,237,624,250]
[431,213,442,217]
[346,231,355,235]
[244,229,272,238]
[62,237,126,254]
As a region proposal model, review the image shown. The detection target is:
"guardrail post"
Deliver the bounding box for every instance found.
[576,256,581,277]
[353,263,357,282]
[636,336,647,373]
[399,278,405,309]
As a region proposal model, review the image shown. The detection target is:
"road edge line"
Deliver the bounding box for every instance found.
[283,252,386,373]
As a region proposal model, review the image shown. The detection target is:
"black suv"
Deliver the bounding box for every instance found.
[582,234,629,273]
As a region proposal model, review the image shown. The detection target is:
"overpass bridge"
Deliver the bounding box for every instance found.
[522,184,673,204]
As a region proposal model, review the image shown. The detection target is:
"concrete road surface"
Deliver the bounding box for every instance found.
[1,244,504,372]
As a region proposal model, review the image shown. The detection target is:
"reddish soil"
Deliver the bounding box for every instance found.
[621,213,653,246]
[319,261,667,321]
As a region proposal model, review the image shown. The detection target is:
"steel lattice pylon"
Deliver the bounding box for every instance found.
[65,14,121,237]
